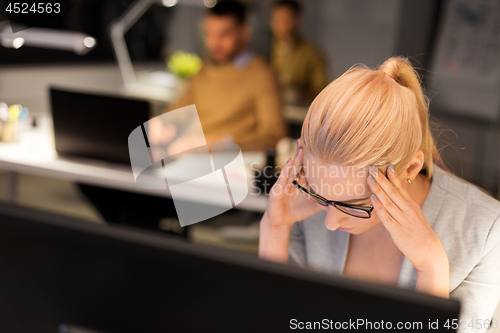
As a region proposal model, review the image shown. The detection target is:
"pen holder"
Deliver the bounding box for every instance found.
[0,119,19,143]
[0,103,29,143]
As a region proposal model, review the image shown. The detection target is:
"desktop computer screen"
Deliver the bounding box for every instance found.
[0,203,460,333]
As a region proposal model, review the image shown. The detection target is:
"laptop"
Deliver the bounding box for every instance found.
[50,87,150,165]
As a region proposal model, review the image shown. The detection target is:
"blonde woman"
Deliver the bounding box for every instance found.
[259,57,500,328]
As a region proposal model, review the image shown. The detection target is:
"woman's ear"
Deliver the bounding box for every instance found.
[403,150,425,182]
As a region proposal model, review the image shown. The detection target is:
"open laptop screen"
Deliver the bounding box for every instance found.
[50,87,150,166]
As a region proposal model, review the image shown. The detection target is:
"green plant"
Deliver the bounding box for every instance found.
[167,51,202,79]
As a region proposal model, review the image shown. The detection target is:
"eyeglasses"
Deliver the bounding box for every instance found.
[292,166,374,219]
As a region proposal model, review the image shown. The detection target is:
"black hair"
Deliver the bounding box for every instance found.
[208,1,247,25]
[273,0,301,15]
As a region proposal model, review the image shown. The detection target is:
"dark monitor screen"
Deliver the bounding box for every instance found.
[0,203,460,333]
[50,87,150,166]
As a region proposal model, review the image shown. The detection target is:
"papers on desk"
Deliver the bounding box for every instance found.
[162,152,245,182]
[152,150,263,191]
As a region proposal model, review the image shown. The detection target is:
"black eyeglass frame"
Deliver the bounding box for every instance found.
[292,166,374,219]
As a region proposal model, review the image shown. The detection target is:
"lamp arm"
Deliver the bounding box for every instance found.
[109,0,157,85]
[0,20,96,54]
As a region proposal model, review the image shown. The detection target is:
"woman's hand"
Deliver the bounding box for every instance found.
[265,140,322,228]
[258,139,321,262]
[367,165,449,297]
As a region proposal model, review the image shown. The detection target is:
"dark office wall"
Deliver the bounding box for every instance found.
[300,0,402,80]
[395,0,444,75]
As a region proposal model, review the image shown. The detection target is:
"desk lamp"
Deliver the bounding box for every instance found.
[0,20,96,54]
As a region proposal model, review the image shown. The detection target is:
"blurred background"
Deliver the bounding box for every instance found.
[2,0,500,327]
[0,0,499,275]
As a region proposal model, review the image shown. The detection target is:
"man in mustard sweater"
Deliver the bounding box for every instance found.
[79,1,286,235]
[156,0,287,152]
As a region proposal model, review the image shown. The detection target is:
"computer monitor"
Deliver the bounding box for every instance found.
[50,87,150,166]
[0,203,460,333]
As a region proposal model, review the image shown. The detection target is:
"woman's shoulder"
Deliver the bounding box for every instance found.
[430,164,500,246]
[430,164,500,292]
[432,164,500,217]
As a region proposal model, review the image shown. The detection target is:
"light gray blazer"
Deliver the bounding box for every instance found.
[288,164,500,332]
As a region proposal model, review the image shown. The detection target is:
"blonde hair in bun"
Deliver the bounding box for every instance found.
[301,56,444,178]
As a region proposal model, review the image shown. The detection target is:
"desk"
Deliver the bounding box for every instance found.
[0,113,269,213]
[0,62,305,213]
